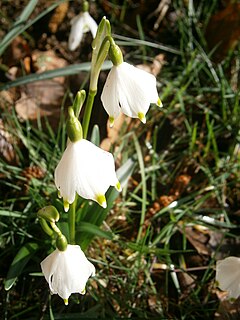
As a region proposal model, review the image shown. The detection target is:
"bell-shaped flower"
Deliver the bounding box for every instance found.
[68,11,98,51]
[101,61,162,127]
[216,256,240,300]
[55,139,121,212]
[41,244,95,305]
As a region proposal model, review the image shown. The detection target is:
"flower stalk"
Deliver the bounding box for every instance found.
[39,218,54,237]
[82,90,96,138]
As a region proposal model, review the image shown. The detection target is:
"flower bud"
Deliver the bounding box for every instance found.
[83,0,89,12]
[66,107,83,142]
[56,234,68,251]
[37,206,60,223]
[73,90,86,118]
[109,40,123,66]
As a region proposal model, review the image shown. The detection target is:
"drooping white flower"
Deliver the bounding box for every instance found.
[41,244,95,305]
[216,256,240,299]
[101,62,162,126]
[55,139,121,211]
[68,11,98,51]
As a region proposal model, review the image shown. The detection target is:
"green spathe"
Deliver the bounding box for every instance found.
[66,107,83,142]
[109,39,123,66]
[38,206,60,223]
[83,0,89,12]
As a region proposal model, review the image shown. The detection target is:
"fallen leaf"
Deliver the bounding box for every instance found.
[15,80,64,121]
[206,3,240,61]
[0,119,19,164]
[137,53,165,77]
[179,225,211,256]
[100,113,130,151]
[48,2,69,33]
[32,49,68,84]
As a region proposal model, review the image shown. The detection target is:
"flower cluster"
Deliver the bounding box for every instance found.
[40,6,162,306]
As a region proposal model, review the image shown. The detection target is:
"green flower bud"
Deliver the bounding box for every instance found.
[67,107,83,142]
[92,17,111,50]
[83,1,89,12]
[38,206,60,223]
[73,90,86,118]
[109,39,123,66]
[56,234,68,251]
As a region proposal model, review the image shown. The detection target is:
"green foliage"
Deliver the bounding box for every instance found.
[0,0,240,319]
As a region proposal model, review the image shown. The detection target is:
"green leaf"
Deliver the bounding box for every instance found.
[0,0,67,56]
[0,61,112,91]
[4,242,39,291]
[90,125,100,146]
[77,222,113,240]
[0,210,27,218]
[0,0,38,56]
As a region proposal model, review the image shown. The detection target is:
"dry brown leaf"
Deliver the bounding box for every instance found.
[3,36,30,67]
[15,80,65,121]
[0,90,14,109]
[48,2,69,33]
[137,54,165,77]
[0,119,18,164]
[32,50,68,84]
[178,271,196,299]
[206,3,240,61]
[215,294,240,319]
[180,225,211,256]
[14,50,68,122]
[100,113,130,151]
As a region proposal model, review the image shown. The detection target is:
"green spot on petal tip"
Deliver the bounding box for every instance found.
[116,181,122,192]
[109,116,114,127]
[157,97,163,107]
[64,299,69,305]
[96,194,107,208]
[138,112,146,124]
[81,288,86,295]
[63,201,69,212]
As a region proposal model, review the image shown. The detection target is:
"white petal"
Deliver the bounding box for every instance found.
[41,245,95,301]
[68,14,84,51]
[118,63,158,116]
[101,62,159,122]
[54,142,80,204]
[68,12,98,51]
[41,249,60,294]
[74,140,119,200]
[54,139,119,207]
[101,66,121,120]
[216,256,240,299]
[83,12,98,38]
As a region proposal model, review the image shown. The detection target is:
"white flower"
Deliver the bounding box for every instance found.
[41,245,95,305]
[101,62,162,126]
[68,11,98,51]
[216,256,240,299]
[55,139,121,211]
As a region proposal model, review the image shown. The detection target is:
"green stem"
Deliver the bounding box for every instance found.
[39,218,54,237]
[133,134,147,243]
[50,221,62,236]
[82,90,97,138]
[68,196,77,244]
